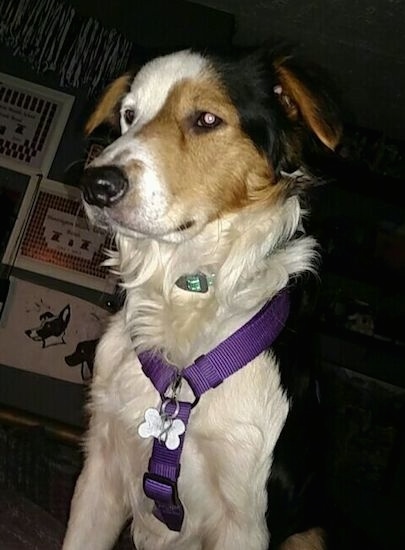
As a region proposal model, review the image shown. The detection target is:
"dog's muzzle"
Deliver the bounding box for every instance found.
[81,165,128,207]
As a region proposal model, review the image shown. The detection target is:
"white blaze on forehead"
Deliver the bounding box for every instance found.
[121,50,209,130]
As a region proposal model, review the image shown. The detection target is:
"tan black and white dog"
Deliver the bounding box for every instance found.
[63,46,341,550]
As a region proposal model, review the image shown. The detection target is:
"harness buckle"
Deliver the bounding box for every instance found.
[143,472,180,507]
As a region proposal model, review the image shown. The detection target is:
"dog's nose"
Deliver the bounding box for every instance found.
[81,166,128,207]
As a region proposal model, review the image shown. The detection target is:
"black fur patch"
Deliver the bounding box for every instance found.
[266,280,327,548]
[211,48,341,192]
[212,49,291,173]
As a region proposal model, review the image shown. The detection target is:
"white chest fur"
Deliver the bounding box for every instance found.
[68,203,315,550]
[90,313,289,550]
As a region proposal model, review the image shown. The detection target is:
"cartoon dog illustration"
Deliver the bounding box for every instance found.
[25,304,71,348]
[65,338,99,381]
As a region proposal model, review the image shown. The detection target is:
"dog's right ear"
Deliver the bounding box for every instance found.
[60,304,71,324]
[85,74,132,136]
[272,54,342,151]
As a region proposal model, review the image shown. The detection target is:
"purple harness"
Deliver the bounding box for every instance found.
[137,289,290,532]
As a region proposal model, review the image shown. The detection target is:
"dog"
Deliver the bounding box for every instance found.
[63,46,341,550]
[25,304,71,348]
[65,338,99,381]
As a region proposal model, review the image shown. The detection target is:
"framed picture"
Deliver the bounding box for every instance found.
[0,277,109,385]
[2,176,116,292]
[0,72,74,176]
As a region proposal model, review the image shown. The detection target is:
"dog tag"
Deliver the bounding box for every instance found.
[138,408,185,450]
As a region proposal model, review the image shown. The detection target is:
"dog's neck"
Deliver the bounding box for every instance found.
[107,196,316,367]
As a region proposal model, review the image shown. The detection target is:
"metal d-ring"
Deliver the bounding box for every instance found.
[161,397,180,420]
[160,372,200,410]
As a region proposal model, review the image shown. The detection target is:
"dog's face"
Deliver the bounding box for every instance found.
[82,49,341,242]
[25,305,71,344]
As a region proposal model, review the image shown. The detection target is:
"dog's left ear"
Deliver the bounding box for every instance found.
[85,74,132,136]
[273,57,342,150]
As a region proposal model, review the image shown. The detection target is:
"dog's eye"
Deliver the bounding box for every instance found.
[196,112,222,130]
[123,108,136,126]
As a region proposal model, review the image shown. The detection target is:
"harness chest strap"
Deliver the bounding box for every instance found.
[138,288,290,532]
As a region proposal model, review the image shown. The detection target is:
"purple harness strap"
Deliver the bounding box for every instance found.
[138,289,290,532]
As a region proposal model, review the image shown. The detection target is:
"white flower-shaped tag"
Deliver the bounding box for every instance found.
[138,408,185,450]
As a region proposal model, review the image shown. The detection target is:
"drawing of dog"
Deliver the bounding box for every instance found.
[25,304,71,348]
[65,338,99,381]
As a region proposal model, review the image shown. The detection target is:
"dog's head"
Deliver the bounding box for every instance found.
[25,305,71,343]
[81,48,341,243]
[65,338,99,381]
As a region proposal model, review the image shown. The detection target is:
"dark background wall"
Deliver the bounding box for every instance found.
[192,0,405,141]
[70,0,234,50]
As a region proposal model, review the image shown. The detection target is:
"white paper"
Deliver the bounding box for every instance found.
[0,277,109,384]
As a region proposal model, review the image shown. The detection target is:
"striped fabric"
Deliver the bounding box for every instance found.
[0,0,132,94]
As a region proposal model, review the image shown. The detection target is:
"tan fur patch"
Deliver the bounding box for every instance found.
[132,74,279,221]
[85,74,131,136]
[275,64,341,150]
[279,527,326,550]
